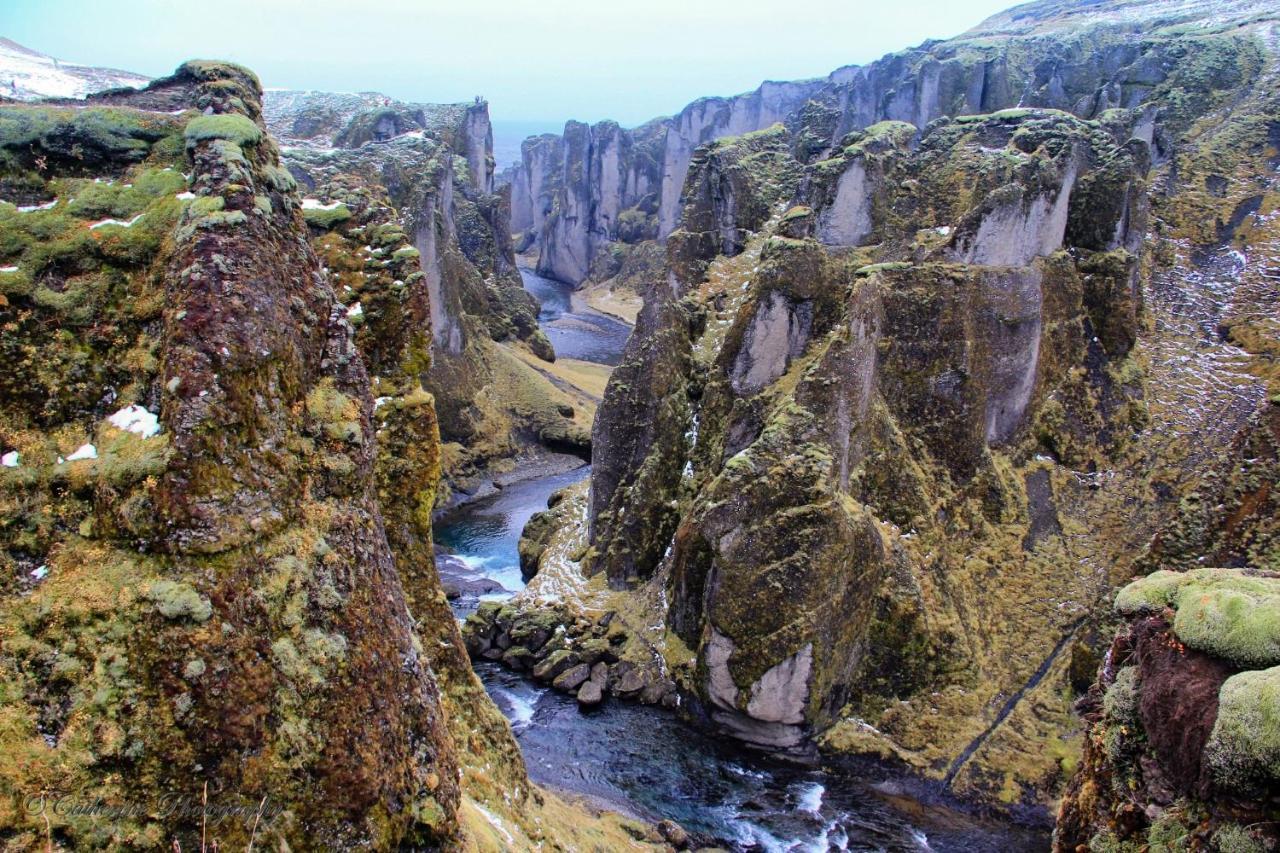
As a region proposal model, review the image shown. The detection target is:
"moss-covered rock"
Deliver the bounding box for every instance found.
[1116,569,1280,667]
[1057,571,1280,851]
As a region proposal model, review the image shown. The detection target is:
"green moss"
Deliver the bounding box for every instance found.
[305,378,362,443]
[1204,666,1280,795]
[1103,665,1140,725]
[0,106,178,169]
[1212,823,1268,853]
[264,164,297,193]
[302,203,353,229]
[1147,810,1194,852]
[1087,830,1143,853]
[145,580,212,622]
[1116,569,1280,666]
[188,195,226,217]
[855,261,914,276]
[183,113,263,148]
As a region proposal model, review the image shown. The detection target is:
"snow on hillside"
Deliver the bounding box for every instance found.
[0,37,149,101]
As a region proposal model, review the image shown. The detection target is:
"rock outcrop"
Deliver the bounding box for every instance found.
[0,61,459,850]
[1055,569,1280,852]
[567,0,1280,823]
[0,61,658,852]
[261,90,596,505]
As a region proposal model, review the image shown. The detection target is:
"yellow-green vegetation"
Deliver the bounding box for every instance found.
[182,113,263,148]
[1116,569,1280,667]
[302,202,353,229]
[1204,665,1280,795]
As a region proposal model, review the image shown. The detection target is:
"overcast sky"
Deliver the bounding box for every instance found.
[5,0,1014,126]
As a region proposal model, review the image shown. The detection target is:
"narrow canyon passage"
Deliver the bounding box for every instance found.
[432,273,1051,852]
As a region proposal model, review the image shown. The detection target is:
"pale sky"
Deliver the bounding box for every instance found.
[3,0,1014,126]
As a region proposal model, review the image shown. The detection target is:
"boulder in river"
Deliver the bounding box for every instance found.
[553,662,592,692]
[577,678,604,707]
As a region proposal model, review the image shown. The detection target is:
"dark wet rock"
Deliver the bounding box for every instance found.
[553,662,592,692]
[577,678,605,707]
[502,645,536,671]
[533,648,581,682]
[611,662,648,697]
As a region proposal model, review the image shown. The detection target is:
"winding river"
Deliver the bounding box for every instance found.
[433,268,1049,852]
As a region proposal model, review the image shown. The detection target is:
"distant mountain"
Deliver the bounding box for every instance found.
[0,37,150,100]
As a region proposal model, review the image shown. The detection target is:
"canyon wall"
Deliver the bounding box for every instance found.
[494,0,1280,829]
[0,62,655,851]
[263,90,595,505]
[507,0,1263,289]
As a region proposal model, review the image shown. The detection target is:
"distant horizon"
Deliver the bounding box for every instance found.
[4,0,1014,130]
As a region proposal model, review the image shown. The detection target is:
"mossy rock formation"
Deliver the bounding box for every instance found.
[1055,569,1280,852]
[574,0,1280,826]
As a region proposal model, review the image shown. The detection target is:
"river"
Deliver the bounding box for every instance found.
[433,268,1049,851]
[519,266,632,365]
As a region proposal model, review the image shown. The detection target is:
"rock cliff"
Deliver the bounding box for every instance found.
[501,0,1280,827]
[261,90,596,505]
[509,0,1278,299]
[1056,569,1280,852]
[0,61,656,852]
[507,80,820,285]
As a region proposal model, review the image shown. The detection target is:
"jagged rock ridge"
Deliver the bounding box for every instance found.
[510,0,1280,828]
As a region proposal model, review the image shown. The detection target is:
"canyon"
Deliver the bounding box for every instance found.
[0,0,1277,849]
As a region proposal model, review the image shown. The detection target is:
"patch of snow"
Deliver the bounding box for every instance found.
[175,191,196,200]
[373,396,393,410]
[346,302,363,318]
[1,451,18,468]
[31,565,49,581]
[17,199,57,212]
[935,225,952,236]
[0,266,18,274]
[472,803,515,846]
[66,443,97,461]
[108,404,160,438]
[301,198,344,211]
[0,38,150,101]
[88,214,144,230]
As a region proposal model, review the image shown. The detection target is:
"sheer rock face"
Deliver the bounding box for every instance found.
[263,90,587,503]
[583,0,1280,819]
[1055,570,1280,852]
[0,63,461,849]
[507,0,1267,289]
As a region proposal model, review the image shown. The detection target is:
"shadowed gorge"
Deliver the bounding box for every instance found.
[1,0,1279,850]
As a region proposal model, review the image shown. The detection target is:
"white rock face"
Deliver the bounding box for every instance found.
[816,159,873,246]
[657,80,821,238]
[462,103,495,194]
[703,627,812,750]
[731,292,814,395]
[416,167,464,355]
[746,644,813,725]
[979,268,1044,445]
[952,157,1080,267]
[509,135,560,236]
[705,628,740,710]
